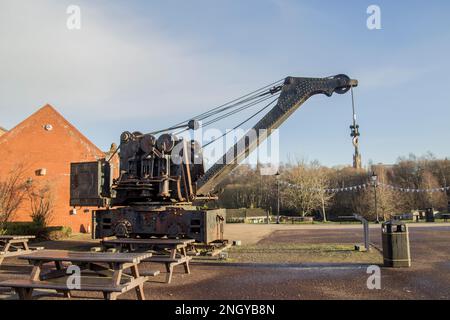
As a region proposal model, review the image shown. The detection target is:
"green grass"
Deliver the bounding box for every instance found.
[1,222,72,240]
[232,243,357,251]
[224,243,383,265]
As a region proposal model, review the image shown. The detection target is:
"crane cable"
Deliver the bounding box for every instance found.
[202,93,280,127]
[202,96,280,148]
[351,86,356,127]
[194,83,283,122]
[350,85,360,147]
[151,78,285,135]
[180,78,283,122]
[172,90,282,136]
[106,79,284,161]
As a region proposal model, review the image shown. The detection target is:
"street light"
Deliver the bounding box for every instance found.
[275,171,281,224]
[371,172,380,224]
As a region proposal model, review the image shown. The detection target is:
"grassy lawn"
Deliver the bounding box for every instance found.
[225,243,383,265]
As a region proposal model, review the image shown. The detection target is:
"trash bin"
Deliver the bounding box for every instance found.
[425,208,435,222]
[381,221,411,268]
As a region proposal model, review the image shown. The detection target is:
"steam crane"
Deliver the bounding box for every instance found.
[70,74,358,244]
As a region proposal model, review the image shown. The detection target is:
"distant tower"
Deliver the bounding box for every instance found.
[350,87,362,169]
[352,131,362,169]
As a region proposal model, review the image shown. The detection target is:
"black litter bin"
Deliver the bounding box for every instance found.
[381,221,411,268]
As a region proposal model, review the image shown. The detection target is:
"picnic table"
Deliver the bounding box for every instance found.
[102,238,195,284]
[0,249,152,300]
[0,235,42,266]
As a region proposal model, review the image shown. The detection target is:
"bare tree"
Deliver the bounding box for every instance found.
[392,154,448,211]
[29,184,54,228]
[418,169,447,209]
[0,165,30,230]
[352,167,400,221]
[352,186,400,221]
[282,160,333,218]
[214,152,450,220]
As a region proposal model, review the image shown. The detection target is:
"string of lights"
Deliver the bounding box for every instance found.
[280,180,450,194]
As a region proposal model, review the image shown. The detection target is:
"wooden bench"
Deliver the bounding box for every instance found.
[144,255,192,284]
[102,238,195,284]
[0,277,147,300]
[0,250,152,300]
[0,235,42,266]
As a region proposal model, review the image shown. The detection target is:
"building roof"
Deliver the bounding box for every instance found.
[0,104,106,167]
[0,104,104,156]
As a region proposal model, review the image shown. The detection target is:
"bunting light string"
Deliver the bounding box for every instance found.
[279,180,450,194]
[377,183,450,194]
[279,180,368,194]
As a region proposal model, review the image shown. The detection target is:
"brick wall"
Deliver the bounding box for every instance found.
[0,105,106,233]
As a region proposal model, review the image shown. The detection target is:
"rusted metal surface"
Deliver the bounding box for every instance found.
[70,160,112,207]
[94,206,226,243]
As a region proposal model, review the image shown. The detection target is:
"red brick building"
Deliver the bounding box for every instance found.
[0,104,106,233]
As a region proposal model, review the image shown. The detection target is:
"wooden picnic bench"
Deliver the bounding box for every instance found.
[0,235,43,266]
[0,249,152,300]
[102,238,195,284]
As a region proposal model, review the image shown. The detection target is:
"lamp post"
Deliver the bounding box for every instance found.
[371,172,380,224]
[275,171,280,224]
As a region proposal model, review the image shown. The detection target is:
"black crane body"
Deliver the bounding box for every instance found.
[70,74,358,243]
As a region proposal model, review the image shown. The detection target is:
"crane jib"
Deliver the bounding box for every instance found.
[195,75,358,196]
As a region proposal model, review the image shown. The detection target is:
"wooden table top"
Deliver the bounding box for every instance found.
[102,238,195,246]
[19,250,152,264]
[0,235,35,240]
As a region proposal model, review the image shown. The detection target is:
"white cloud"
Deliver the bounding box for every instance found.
[0,0,262,128]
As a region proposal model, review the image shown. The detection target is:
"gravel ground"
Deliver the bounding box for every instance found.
[1,223,449,300]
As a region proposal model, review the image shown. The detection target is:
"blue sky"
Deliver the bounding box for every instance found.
[1,0,449,168]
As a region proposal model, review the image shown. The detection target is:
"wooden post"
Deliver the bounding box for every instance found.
[130,264,145,300]
[182,247,190,274]
[30,261,43,281]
